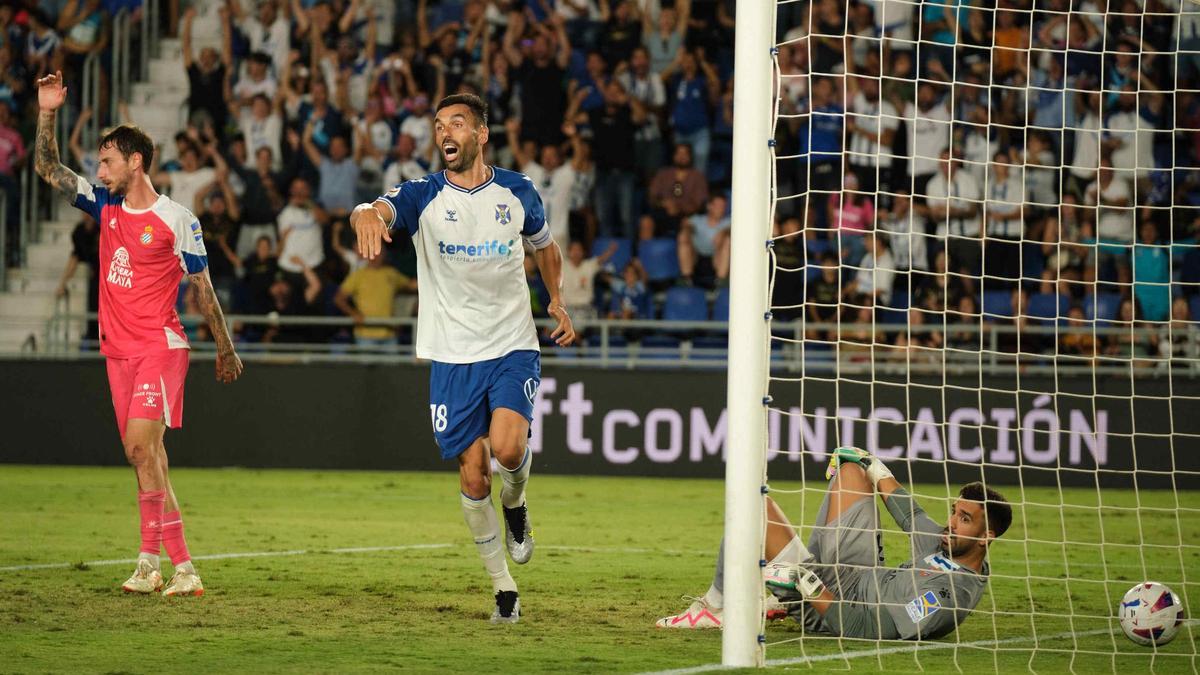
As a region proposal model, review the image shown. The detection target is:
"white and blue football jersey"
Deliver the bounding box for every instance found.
[375,167,555,364]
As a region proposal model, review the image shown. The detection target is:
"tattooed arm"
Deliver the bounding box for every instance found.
[188,268,244,384]
[35,71,84,196]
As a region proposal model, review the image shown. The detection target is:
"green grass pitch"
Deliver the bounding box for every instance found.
[1,466,1196,673]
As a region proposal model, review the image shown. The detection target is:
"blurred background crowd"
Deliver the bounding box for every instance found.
[1,0,1198,361]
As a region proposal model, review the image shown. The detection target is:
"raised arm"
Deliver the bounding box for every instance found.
[502,10,526,67]
[67,106,93,167]
[187,268,243,383]
[34,72,86,197]
[181,6,197,69]
[338,0,361,34]
[301,118,325,167]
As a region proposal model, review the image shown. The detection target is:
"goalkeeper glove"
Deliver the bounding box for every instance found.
[764,562,825,601]
[825,446,894,487]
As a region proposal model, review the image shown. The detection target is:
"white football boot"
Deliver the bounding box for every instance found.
[655,597,723,629]
[502,503,534,565]
[121,558,164,594]
[162,568,205,597]
[491,590,520,624]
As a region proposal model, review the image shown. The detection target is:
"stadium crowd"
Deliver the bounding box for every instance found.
[1,0,1198,360]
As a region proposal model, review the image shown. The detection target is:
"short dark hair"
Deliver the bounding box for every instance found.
[959,482,1012,539]
[100,124,155,169]
[435,93,488,127]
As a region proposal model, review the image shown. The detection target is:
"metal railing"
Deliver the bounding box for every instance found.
[140,0,162,82]
[111,9,132,122]
[27,309,1200,377]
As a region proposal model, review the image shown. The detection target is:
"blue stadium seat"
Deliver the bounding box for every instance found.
[663,286,709,321]
[1084,292,1121,322]
[712,287,731,321]
[592,237,633,273]
[1027,293,1068,324]
[982,290,1014,319]
[691,336,728,361]
[639,238,681,282]
[1022,242,1045,282]
[1191,295,1200,323]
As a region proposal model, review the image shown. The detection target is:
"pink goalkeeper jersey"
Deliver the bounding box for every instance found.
[73,176,208,358]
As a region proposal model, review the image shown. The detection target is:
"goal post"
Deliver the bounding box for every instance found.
[722,0,777,667]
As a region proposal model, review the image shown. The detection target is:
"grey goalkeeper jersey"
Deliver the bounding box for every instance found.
[817,490,991,640]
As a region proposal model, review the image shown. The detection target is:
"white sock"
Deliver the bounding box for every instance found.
[461,492,517,593]
[138,552,160,568]
[769,537,812,566]
[704,584,724,608]
[499,447,531,510]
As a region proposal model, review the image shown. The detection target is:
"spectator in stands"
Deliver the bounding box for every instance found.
[1029,54,1066,131]
[642,0,688,75]
[26,8,62,79]
[648,142,708,232]
[1060,305,1100,362]
[399,93,436,168]
[598,0,642,66]
[1132,219,1170,322]
[661,46,720,177]
[304,125,359,218]
[297,79,345,155]
[315,12,378,113]
[806,252,840,340]
[197,177,243,308]
[828,172,874,266]
[1067,90,1102,198]
[800,76,844,196]
[277,176,326,281]
[233,52,279,112]
[380,133,428,192]
[54,213,99,344]
[1022,131,1058,213]
[239,93,284,171]
[677,193,730,288]
[844,71,898,194]
[769,215,805,321]
[182,6,231,137]
[925,149,982,277]
[609,260,651,320]
[572,50,610,114]
[845,233,895,308]
[352,94,396,192]
[263,260,323,344]
[902,82,950,200]
[1086,159,1134,284]
[1039,214,1087,297]
[0,102,25,239]
[504,11,570,148]
[230,0,290,75]
[578,79,643,240]
[508,119,575,247]
[1107,298,1155,367]
[232,144,286,257]
[334,251,418,348]
[153,139,223,223]
[877,189,926,273]
[562,239,619,321]
[984,150,1024,288]
[617,46,667,181]
[1157,297,1200,368]
[240,235,279,315]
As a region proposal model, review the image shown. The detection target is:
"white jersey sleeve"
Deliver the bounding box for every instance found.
[155,200,209,274]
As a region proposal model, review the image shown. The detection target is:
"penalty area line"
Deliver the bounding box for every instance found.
[0,543,455,573]
[641,628,1116,675]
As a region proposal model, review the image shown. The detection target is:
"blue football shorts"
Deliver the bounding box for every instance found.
[428,349,540,460]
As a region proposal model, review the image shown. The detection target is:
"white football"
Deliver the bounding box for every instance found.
[1119,582,1185,647]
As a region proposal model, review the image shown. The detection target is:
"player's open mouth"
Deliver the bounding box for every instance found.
[443,143,459,161]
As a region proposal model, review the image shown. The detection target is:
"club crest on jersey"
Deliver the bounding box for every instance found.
[446,209,458,222]
[108,217,117,229]
[140,225,154,246]
[495,203,511,225]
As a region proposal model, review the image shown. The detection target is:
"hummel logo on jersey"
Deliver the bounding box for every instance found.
[446,209,458,222]
[438,239,517,260]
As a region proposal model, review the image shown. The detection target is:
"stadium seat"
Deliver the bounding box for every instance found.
[639,239,681,282]
[1191,295,1200,323]
[1027,293,1069,324]
[662,286,709,322]
[592,237,633,273]
[712,287,731,321]
[1084,292,1121,322]
[982,290,1014,319]
[690,336,728,361]
[1022,242,1045,282]
[877,306,908,325]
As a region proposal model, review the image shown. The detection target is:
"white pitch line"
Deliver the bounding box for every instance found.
[0,543,454,573]
[641,628,1117,675]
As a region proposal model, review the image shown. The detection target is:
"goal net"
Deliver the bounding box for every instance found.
[723,0,1200,669]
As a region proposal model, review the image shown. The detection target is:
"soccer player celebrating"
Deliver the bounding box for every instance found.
[351,94,574,623]
[657,448,1011,639]
[34,72,244,597]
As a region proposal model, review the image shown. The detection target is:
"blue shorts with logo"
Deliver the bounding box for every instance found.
[429,350,540,460]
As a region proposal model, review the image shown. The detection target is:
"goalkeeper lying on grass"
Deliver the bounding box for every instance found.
[657,448,1012,639]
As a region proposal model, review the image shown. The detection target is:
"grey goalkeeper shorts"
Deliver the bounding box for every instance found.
[805,494,883,598]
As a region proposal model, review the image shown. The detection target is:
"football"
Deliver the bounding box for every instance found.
[1119,582,1186,647]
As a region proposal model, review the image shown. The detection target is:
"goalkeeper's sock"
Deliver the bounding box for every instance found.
[461,492,517,594]
[499,447,531,509]
[769,536,813,566]
[705,539,725,608]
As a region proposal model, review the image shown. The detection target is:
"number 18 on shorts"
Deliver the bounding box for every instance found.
[428,350,540,460]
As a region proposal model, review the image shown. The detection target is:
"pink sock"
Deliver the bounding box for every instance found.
[161,511,192,565]
[137,491,166,556]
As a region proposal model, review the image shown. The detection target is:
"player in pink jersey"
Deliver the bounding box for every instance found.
[34,71,244,597]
